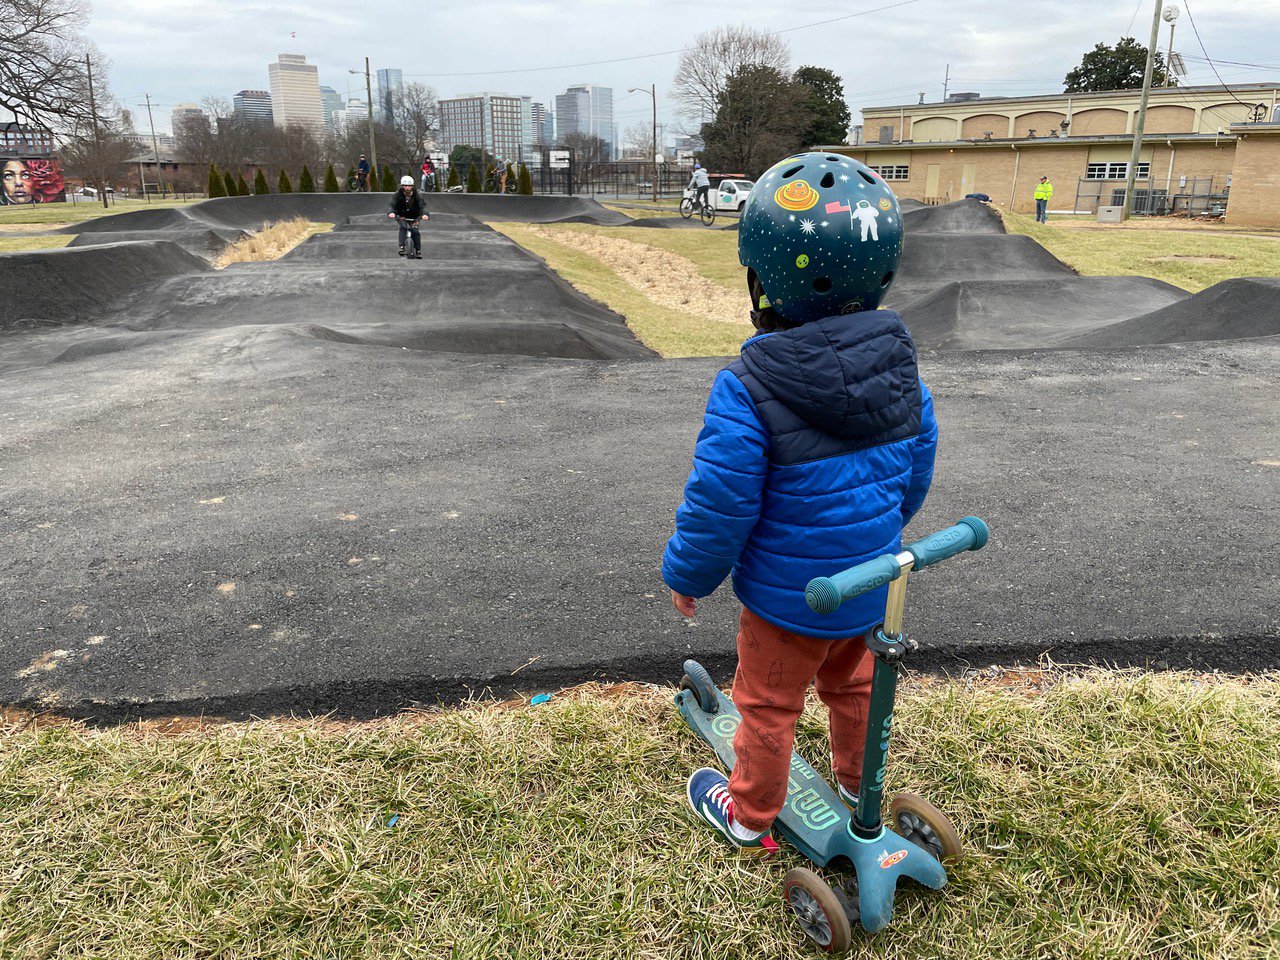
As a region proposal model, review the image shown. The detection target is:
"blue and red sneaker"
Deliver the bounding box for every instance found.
[685,767,779,856]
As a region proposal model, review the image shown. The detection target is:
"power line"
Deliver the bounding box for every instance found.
[401,0,925,79]
[1181,0,1254,108]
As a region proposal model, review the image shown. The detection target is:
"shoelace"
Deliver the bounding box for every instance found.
[707,782,734,820]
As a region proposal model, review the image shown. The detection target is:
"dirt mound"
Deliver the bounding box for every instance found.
[68,228,247,261]
[893,234,1075,289]
[897,276,1187,350]
[901,199,1004,234]
[1064,278,1280,347]
[0,241,209,332]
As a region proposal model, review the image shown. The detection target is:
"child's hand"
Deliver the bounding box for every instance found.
[671,591,697,618]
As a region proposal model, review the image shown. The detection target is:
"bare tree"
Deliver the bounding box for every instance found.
[261,121,323,178]
[621,122,654,160]
[671,25,790,123]
[394,82,439,158]
[561,132,608,188]
[0,0,103,131]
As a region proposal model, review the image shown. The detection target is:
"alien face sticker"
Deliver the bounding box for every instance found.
[878,197,892,211]
[775,179,820,212]
[796,253,810,268]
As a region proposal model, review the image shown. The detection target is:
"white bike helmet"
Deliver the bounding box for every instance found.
[400,175,414,186]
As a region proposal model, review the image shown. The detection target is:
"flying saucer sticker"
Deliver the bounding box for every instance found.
[878,849,909,869]
[775,180,820,211]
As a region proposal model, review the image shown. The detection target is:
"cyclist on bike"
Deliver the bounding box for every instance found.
[420,157,435,192]
[688,163,711,212]
[356,155,371,192]
[388,175,430,258]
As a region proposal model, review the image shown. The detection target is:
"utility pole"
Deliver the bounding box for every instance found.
[1122,0,1164,220]
[85,54,108,209]
[943,64,950,102]
[144,93,163,198]
[1164,5,1181,87]
[365,57,378,186]
[630,84,658,204]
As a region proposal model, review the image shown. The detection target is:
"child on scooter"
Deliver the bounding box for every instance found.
[664,152,938,850]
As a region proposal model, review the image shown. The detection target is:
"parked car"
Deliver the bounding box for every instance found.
[682,178,755,212]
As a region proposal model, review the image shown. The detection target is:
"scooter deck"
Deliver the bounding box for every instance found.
[676,673,947,932]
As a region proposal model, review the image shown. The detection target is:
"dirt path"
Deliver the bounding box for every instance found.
[525,225,750,325]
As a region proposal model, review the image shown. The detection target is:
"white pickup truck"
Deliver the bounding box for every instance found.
[684,178,755,212]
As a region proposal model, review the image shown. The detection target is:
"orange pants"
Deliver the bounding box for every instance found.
[728,606,875,833]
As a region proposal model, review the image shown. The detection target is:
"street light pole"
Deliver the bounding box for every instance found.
[629,84,658,204]
[1122,0,1164,221]
[144,93,163,198]
[351,59,377,189]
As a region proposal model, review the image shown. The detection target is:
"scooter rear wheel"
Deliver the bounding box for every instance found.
[784,867,852,953]
[890,792,964,864]
[678,660,719,714]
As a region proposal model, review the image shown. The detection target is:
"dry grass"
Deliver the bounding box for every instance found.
[492,221,751,357]
[0,234,73,254]
[522,224,750,325]
[1001,209,1280,292]
[215,218,332,268]
[1,672,1277,959]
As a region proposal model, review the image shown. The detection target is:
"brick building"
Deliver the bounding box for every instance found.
[827,84,1280,226]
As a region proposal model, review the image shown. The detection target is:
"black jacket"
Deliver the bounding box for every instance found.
[389,188,429,219]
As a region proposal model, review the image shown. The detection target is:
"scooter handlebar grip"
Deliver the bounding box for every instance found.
[905,516,989,570]
[805,554,903,614]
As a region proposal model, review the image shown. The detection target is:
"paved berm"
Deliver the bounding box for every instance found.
[1,194,1277,720]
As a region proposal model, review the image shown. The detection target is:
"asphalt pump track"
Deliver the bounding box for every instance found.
[1,194,1277,720]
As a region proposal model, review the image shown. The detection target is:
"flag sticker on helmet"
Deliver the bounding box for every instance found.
[824,200,851,215]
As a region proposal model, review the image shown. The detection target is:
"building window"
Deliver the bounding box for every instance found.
[1085,161,1151,180]
[869,164,909,180]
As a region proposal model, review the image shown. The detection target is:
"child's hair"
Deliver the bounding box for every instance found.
[748,268,800,333]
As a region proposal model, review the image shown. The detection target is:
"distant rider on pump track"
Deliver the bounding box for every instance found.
[688,162,711,210]
[388,175,430,259]
[356,155,371,191]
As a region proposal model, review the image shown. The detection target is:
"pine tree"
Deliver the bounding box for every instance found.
[207,164,226,198]
[382,165,394,191]
[466,162,481,193]
[485,164,496,192]
[236,174,251,196]
[346,166,356,190]
[223,170,237,197]
[253,169,270,195]
[278,169,293,193]
[298,165,316,192]
[447,164,460,190]
[367,166,379,191]
[518,163,533,196]
[323,164,340,192]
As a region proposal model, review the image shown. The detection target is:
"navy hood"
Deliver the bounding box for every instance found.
[738,310,921,441]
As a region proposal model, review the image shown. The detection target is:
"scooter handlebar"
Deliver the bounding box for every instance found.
[805,517,988,614]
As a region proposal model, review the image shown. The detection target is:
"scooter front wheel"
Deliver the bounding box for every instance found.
[783,867,852,953]
[890,792,963,864]
[678,660,719,715]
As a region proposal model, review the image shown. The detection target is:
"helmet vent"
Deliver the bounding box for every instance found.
[782,165,804,179]
[881,271,895,287]
[826,156,841,162]
[813,277,833,293]
[859,170,876,185]
[820,172,835,188]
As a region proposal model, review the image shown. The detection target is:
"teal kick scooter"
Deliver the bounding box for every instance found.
[676,517,989,951]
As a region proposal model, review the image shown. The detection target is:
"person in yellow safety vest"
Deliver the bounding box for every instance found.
[1034,176,1053,223]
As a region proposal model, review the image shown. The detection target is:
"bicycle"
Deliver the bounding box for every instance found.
[483,172,519,195]
[680,188,716,226]
[393,216,426,260]
[347,171,368,193]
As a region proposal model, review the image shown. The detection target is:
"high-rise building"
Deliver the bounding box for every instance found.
[319,86,344,132]
[439,93,534,163]
[267,54,324,131]
[233,89,273,124]
[531,101,553,147]
[554,84,615,158]
[330,98,367,135]
[170,103,204,134]
[376,68,404,125]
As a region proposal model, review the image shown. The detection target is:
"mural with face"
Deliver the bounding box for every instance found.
[1,158,66,205]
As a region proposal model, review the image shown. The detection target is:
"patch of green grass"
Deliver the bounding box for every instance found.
[0,235,73,254]
[0,196,200,226]
[1,674,1276,959]
[1001,209,1280,293]
[493,221,748,357]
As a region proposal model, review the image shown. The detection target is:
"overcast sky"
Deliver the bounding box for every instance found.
[90,0,1280,135]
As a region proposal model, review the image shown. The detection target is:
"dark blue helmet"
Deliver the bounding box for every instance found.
[739,152,903,324]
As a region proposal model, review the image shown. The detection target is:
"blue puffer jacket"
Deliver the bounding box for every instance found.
[662,310,938,639]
